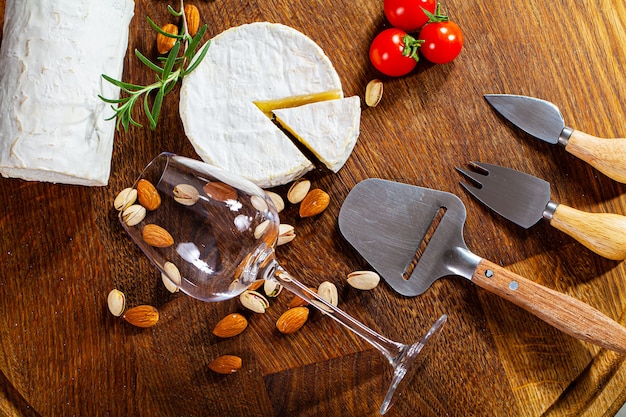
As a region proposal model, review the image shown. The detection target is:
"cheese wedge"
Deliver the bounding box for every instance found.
[273,97,361,173]
[0,0,134,186]
[180,22,345,188]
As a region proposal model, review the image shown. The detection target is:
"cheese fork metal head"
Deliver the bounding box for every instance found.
[456,162,554,229]
[456,162,626,261]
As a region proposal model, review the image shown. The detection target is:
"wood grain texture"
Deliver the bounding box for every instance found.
[1,0,626,416]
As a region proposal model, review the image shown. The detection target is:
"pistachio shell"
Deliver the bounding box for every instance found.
[173,184,200,206]
[265,191,285,213]
[250,195,269,212]
[107,289,126,317]
[314,281,339,313]
[122,204,146,227]
[263,280,283,297]
[114,188,137,211]
[365,79,383,107]
[347,271,380,290]
[287,179,311,204]
[277,224,296,246]
[239,290,269,313]
[161,261,181,293]
[254,219,271,239]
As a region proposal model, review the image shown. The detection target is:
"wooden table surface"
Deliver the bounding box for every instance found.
[2,0,626,416]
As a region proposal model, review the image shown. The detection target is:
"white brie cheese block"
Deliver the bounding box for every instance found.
[273,96,361,173]
[0,0,134,186]
[180,22,345,188]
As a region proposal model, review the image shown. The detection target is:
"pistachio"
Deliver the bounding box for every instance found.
[209,355,242,374]
[265,191,285,213]
[161,261,181,293]
[317,281,338,307]
[250,195,269,212]
[365,79,383,107]
[347,271,380,290]
[239,290,269,313]
[263,280,283,297]
[107,289,126,317]
[276,307,309,334]
[277,224,296,246]
[287,178,311,204]
[122,204,146,227]
[254,219,271,240]
[123,305,159,328]
[173,183,199,206]
[142,224,174,247]
[212,313,248,338]
[114,188,137,211]
[137,179,161,211]
[299,189,330,217]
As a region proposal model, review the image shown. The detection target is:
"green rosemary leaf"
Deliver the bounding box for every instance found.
[186,24,208,55]
[99,2,210,131]
[161,41,181,81]
[183,41,210,75]
[150,89,165,130]
[98,95,128,104]
[135,50,164,75]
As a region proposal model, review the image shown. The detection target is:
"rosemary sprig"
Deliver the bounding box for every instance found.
[99,2,210,131]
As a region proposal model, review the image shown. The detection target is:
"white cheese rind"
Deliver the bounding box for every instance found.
[0,0,135,186]
[180,22,343,188]
[273,96,361,173]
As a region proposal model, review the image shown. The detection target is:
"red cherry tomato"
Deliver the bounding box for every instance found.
[418,20,464,64]
[369,28,419,77]
[384,0,437,32]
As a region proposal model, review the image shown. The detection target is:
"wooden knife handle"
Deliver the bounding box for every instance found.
[549,204,626,260]
[472,258,626,354]
[565,130,626,184]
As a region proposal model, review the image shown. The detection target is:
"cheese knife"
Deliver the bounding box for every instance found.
[457,162,626,260]
[484,94,626,183]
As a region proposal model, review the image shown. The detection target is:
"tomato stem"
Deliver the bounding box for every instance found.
[402,35,423,61]
[422,2,449,23]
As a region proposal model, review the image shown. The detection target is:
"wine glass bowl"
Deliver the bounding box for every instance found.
[120,152,446,414]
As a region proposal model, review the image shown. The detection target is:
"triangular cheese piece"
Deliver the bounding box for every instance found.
[273,96,361,172]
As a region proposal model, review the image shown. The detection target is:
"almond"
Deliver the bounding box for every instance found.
[137,179,161,211]
[208,355,242,374]
[212,313,248,338]
[157,23,178,54]
[288,287,316,308]
[203,181,238,202]
[276,306,309,334]
[184,4,200,37]
[142,224,174,247]
[299,189,330,217]
[123,305,159,328]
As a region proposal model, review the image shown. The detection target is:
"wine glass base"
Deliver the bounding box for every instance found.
[379,314,447,415]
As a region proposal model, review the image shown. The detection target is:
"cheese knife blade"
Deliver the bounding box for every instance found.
[484,94,626,183]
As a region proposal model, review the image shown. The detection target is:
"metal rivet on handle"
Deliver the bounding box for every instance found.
[509,281,519,290]
[485,270,494,278]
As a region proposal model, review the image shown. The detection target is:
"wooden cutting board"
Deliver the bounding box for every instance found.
[1,1,626,416]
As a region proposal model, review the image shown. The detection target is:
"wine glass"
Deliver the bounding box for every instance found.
[120,152,446,415]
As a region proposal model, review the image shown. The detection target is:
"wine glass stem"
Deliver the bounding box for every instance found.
[274,269,404,362]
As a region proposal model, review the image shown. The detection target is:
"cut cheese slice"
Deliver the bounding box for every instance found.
[0,0,134,186]
[180,22,346,188]
[273,97,361,173]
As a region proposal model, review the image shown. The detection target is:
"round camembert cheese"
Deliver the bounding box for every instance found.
[180,22,361,188]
